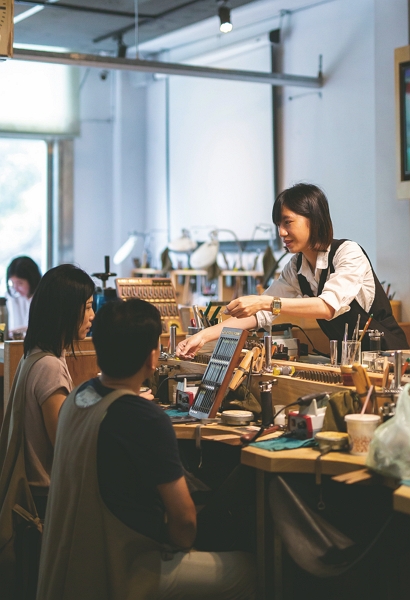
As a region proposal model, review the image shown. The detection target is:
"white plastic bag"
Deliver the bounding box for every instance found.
[366,384,410,480]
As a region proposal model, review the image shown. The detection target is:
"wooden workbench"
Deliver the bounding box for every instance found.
[174,420,410,600]
[241,443,410,600]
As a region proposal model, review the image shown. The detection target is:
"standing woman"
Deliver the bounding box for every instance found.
[177,183,408,357]
[6,256,42,337]
[0,264,95,600]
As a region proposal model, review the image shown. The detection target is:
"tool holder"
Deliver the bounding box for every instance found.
[189,327,248,419]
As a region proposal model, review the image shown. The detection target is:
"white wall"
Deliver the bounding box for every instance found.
[280,0,377,255]
[73,68,114,275]
[167,42,274,246]
[374,0,410,319]
[71,0,410,318]
[73,68,147,277]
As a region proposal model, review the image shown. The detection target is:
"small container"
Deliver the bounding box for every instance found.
[341,340,361,367]
[169,325,177,355]
[273,405,286,427]
[369,330,382,352]
[315,431,349,453]
[329,339,338,366]
[221,410,253,426]
[263,334,272,372]
[259,380,273,426]
[0,297,8,342]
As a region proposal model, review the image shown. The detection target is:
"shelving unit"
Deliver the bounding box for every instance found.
[169,269,263,304]
[218,270,263,302]
[170,269,210,305]
[130,268,166,278]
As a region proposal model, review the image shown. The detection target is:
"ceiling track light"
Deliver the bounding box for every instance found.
[218,2,232,34]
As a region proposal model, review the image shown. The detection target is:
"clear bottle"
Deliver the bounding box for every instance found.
[0,297,8,342]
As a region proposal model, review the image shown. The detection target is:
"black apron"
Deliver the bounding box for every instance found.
[296,239,408,352]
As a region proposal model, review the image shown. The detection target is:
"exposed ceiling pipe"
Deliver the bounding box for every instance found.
[13,48,323,87]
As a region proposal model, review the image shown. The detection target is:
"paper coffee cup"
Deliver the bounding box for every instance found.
[344,414,380,456]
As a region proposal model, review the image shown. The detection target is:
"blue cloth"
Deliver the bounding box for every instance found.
[165,408,189,418]
[250,435,317,451]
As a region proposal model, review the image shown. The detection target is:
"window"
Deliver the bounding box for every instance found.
[0,137,48,292]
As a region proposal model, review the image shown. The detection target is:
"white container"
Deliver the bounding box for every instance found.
[274,405,286,426]
[344,414,380,456]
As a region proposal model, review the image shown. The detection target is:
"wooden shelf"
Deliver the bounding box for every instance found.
[169,269,263,304]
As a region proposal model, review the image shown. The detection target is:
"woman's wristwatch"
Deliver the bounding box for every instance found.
[271,297,282,316]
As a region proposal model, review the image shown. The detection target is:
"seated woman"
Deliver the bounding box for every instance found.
[22,264,95,511]
[6,256,42,338]
[0,264,95,599]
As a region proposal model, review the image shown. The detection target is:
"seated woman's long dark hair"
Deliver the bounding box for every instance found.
[24,264,95,357]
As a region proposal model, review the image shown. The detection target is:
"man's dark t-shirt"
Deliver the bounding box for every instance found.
[78,378,183,543]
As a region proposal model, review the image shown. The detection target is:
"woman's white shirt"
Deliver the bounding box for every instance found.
[256,240,376,329]
[6,293,31,332]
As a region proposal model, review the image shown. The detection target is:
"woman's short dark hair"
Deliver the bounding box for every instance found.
[7,256,42,298]
[24,264,95,357]
[92,299,162,379]
[272,183,333,251]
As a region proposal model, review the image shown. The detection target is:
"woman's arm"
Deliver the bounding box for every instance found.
[226,295,335,320]
[176,315,257,358]
[41,388,68,446]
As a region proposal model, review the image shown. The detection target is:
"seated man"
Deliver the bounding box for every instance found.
[37,299,256,600]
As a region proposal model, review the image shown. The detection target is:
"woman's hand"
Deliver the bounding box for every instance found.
[225,295,270,318]
[176,331,207,359]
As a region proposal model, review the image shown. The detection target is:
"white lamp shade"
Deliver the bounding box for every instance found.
[190,240,219,269]
[168,233,197,253]
[113,234,138,265]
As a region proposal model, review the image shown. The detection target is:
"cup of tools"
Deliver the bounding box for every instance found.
[340,341,361,386]
[341,340,361,368]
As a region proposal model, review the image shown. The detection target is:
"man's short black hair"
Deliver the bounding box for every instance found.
[92,299,162,378]
[272,183,333,251]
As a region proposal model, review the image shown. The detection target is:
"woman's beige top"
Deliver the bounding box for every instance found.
[24,349,72,491]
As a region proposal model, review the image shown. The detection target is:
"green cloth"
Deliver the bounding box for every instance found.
[251,435,317,451]
[322,390,361,433]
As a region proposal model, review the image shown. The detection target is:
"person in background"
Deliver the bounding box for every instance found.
[37,298,256,600]
[177,183,408,358]
[0,264,95,600]
[6,256,42,338]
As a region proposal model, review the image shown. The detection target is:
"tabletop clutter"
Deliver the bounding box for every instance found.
[162,322,410,483]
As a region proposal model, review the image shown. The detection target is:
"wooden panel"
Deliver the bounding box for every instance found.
[241,445,366,474]
[393,485,410,515]
[4,340,24,408]
[3,338,99,411]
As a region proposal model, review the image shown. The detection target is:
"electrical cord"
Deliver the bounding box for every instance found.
[241,392,330,447]
[271,322,328,357]
[292,324,328,357]
[155,373,204,399]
